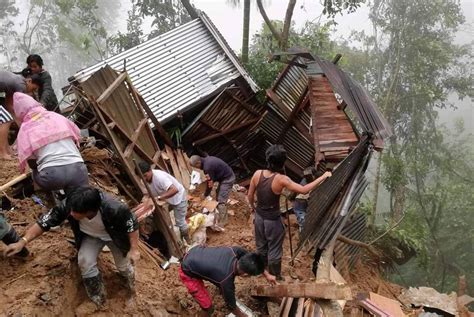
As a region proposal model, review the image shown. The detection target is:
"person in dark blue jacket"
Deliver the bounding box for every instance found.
[180,245,276,316]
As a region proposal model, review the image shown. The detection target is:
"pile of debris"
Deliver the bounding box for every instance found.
[1,12,472,317]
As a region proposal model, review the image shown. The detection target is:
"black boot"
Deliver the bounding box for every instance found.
[118,267,136,296]
[217,204,228,227]
[83,274,106,307]
[2,227,29,257]
[268,261,285,281]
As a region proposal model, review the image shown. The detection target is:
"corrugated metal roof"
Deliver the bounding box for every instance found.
[69,13,258,124]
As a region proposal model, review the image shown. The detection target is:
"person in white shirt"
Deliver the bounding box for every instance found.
[137,162,190,244]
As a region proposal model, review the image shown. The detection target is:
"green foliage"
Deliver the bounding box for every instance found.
[350,0,474,292]
[135,0,192,38]
[320,0,366,17]
[247,21,341,89]
[108,0,144,54]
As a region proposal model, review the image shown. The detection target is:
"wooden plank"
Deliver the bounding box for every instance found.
[251,282,352,300]
[131,85,174,148]
[192,118,259,146]
[181,150,193,174]
[90,100,141,191]
[94,101,156,164]
[175,149,190,190]
[281,297,294,317]
[0,172,30,192]
[224,89,261,117]
[164,145,183,184]
[96,72,127,104]
[124,118,148,158]
[133,159,183,258]
[295,298,305,317]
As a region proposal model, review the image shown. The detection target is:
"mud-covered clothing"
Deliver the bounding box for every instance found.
[201,156,234,183]
[78,235,131,278]
[32,161,89,194]
[255,171,280,220]
[180,246,247,310]
[37,191,138,256]
[216,175,235,204]
[254,213,285,263]
[254,170,285,265]
[37,71,58,111]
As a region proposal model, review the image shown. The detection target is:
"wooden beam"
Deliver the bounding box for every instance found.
[224,89,261,117]
[251,282,352,300]
[276,90,309,143]
[124,118,148,158]
[97,72,127,103]
[0,173,30,192]
[266,89,312,141]
[193,118,259,146]
[94,101,156,164]
[130,84,174,148]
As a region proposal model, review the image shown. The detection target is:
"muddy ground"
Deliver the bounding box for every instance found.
[0,180,402,316]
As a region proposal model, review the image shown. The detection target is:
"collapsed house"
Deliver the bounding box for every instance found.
[58,12,396,316]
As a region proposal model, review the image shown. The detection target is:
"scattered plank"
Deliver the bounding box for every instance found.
[251,282,352,300]
[0,172,31,192]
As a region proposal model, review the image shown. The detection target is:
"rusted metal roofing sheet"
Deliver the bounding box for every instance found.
[334,211,367,275]
[308,73,359,164]
[296,136,371,257]
[69,13,258,124]
[260,57,315,177]
[309,58,393,140]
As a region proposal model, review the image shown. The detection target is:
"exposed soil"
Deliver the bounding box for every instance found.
[0,183,405,316]
[0,157,22,186]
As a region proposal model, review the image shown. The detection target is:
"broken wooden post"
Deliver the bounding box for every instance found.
[251,282,352,300]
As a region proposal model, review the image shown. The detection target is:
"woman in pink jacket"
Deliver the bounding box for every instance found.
[13,92,89,194]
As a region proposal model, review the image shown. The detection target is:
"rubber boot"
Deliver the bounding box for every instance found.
[83,274,106,307]
[119,266,136,296]
[268,261,285,281]
[2,227,29,257]
[180,228,192,245]
[217,203,228,227]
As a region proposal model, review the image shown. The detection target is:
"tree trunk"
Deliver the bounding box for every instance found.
[280,0,297,51]
[370,153,383,225]
[256,0,282,44]
[241,0,250,64]
[180,0,198,19]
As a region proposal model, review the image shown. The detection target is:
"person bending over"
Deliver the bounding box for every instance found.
[13,92,89,194]
[179,245,276,317]
[189,155,235,227]
[137,161,191,244]
[4,187,140,307]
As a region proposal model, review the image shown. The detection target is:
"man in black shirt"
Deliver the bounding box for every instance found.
[179,245,276,316]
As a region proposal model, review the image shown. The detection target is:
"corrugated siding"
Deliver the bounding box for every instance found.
[70,15,257,123]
